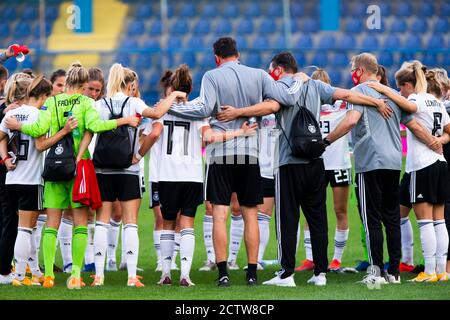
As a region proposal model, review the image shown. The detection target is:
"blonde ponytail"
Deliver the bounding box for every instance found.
[66,61,88,89]
[395,60,427,94]
[411,61,427,94]
[4,72,33,105]
[106,63,135,97]
[311,67,331,85]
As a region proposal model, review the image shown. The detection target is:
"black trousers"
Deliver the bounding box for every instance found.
[275,159,328,276]
[355,169,401,275]
[0,169,17,275]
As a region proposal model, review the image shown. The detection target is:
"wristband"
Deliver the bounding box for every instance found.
[135,153,143,161]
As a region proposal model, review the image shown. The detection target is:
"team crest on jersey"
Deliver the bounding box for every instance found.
[55,144,64,155]
[153,192,159,201]
[308,124,317,133]
[41,106,47,111]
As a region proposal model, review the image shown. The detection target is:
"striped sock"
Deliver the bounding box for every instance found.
[124,224,139,278]
[107,219,121,263]
[304,229,313,261]
[203,215,215,263]
[180,228,195,279]
[434,220,448,274]
[58,218,73,269]
[418,220,436,275]
[94,222,109,277]
[161,230,175,276]
[400,217,414,265]
[35,214,47,256]
[84,222,95,265]
[43,227,58,278]
[71,226,88,278]
[153,230,162,265]
[257,213,271,262]
[333,229,349,262]
[29,227,41,275]
[14,227,33,280]
[228,215,244,263]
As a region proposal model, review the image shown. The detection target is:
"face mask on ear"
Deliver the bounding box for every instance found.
[215,56,220,67]
[352,68,362,86]
[270,68,281,81]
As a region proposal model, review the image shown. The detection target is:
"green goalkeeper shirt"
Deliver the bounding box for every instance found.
[21,93,117,159]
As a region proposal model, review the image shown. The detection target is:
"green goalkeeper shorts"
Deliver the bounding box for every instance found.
[43,179,84,209]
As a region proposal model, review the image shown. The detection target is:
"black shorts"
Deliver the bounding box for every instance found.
[206,155,263,207]
[399,172,412,208]
[325,169,352,187]
[96,173,142,202]
[262,177,275,198]
[149,182,160,208]
[140,175,146,194]
[6,184,43,211]
[410,160,450,204]
[158,181,203,220]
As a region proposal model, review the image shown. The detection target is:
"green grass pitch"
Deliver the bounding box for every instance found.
[0,158,449,300]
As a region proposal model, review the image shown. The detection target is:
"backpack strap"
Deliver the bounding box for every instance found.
[120,97,130,117]
[54,96,62,130]
[296,81,310,110]
[103,98,114,116]
[275,111,295,155]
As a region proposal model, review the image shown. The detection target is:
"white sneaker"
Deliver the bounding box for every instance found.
[157,274,172,285]
[171,261,179,271]
[227,260,239,270]
[105,260,118,272]
[199,260,216,272]
[0,273,14,284]
[385,273,401,284]
[307,273,327,286]
[358,274,388,285]
[262,274,296,287]
[180,277,195,287]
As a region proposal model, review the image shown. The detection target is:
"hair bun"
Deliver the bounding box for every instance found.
[70,61,82,68]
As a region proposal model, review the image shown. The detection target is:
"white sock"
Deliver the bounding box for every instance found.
[120,223,126,266]
[84,222,95,265]
[203,215,215,263]
[14,227,32,280]
[180,228,195,279]
[296,224,301,252]
[58,218,73,267]
[107,219,121,263]
[228,215,244,263]
[333,229,349,262]
[173,232,180,263]
[304,229,313,261]
[93,222,109,277]
[257,213,271,262]
[400,217,414,265]
[124,224,139,278]
[434,220,449,275]
[29,227,41,275]
[35,214,46,256]
[153,230,162,265]
[160,230,175,276]
[418,220,437,274]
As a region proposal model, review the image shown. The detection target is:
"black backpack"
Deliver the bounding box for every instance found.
[93,97,137,169]
[278,82,325,159]
[42,98,76,182]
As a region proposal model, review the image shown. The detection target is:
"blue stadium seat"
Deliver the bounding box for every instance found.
[236,20,254,34]
[246,52,262,68]
[33,23,53,38]
[404,35,422,49]
[167,36,183,48]
[235,36,248,49]
[0,23,9,37]
[265,3,278,17]
[310,53,328,67]
[417,3,434,17]
[383,35,401,49]
[294,53,306,67]
[115,53,131,66]
[396,3,412,17]
[179,3,196,18]
[140,37,160,50]
[179,52,196,67]
[45,5,58,20]
[223,3,239,18]
[13,23,32,37]
[443,3,450,16]
[127,21,145,36]
[259,20,277,34]
[378,52,394,67]
[345,18,363,33]
[390,19,407,33]
[331,53,348,67]
[252,35,268,49]
[149,72,161,87]
[350,2,366,16]
[198,54,215,69]
[23,6,38,20]
[378,3,391,16]
[193,20,210,35]
[214,19,232,35]
[301,18,319,33]
[361,35,379,50]
[290,3,305,17]
[411,19,428,33]
[422,53,438,67]
[338,34,356,50]
[245,3,261,17]
[149,20,162,35]
[201,3,219,18]
[193,72,203,87]
[434,18,449,34]
[134,53,152,69]
[272,36,286,49]
[188,35,204,48]
[135,3,152,19]
[328,69,342,85]
[120,37,139,50]
[1,7,16,20]
[171,19,189,35]
[443,54,450,67]
[296,35,314,49]
[289,20,301,33]
[428,35,445,49]
[318,35,336,50]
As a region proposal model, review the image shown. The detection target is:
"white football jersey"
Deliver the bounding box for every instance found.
[259,114,277,179]
[156,113,209,183]
[0,105,44,185]
[143,122,161,183]
[406,93,450,172]
[320,101,351,170]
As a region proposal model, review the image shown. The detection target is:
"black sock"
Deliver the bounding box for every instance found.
[217,261,228,278]
[247,263,257,279]
[279,269,293,279]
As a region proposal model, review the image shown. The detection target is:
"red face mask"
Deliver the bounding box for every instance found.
[351,68,362,86]
[269,68,281,81]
